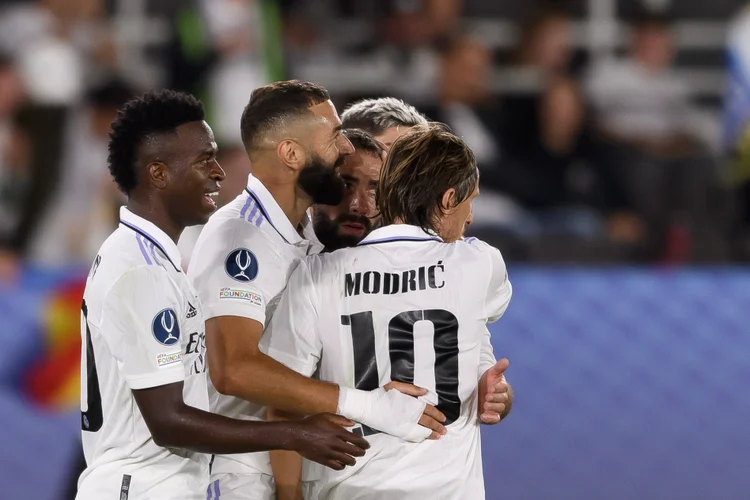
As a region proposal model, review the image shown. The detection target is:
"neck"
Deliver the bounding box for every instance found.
[252,168,312,230]
[126,195,183,244]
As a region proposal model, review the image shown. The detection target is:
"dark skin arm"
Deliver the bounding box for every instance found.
[132,382,369,470]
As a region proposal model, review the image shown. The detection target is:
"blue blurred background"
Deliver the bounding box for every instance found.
[3,267,750,499]
[2,0,750,498]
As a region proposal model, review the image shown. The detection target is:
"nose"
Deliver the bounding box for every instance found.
[339,133,355,156]
[348,190,363,215]
[211,160,226,182]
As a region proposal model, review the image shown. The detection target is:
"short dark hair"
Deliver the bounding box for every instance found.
[377,124,478,235]
[108,89,205,195]
[343,128,384,159]
[240,80,330,151]
[341,97,427,136]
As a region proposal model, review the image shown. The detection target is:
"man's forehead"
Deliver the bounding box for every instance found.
[174,120,214,142]
[174,120,216,150]
[340,151,381,179]
[308,100,341,126]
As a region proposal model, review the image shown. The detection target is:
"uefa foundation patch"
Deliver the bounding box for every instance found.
[156,351,182,368]
[219,287,263,307]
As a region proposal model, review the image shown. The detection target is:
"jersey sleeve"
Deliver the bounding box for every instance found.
[189,219,280,325]
[478,326,497,379]
[465,238,512,323]
[100,266,185,390]
[485,244,512,323]
[259,257,322,377]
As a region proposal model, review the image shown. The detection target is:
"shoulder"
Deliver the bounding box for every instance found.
[196,211,280,260]
[456,237,507,269]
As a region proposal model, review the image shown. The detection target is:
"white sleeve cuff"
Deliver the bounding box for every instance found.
[203,300,266,325]
[126,368,184,390]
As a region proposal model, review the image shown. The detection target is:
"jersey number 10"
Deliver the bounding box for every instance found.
[341,309,461,427]
[81,299,104,432]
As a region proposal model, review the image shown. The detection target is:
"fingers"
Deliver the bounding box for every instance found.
[489,358,509,376]
[324,459,347,471]
[337,429,370,451]
[323,413,356,428]
[418,408,447,439]
[423,404,447,423]
[334,440,367,459]
[384,381,427,397]
[485,391,509,404]
[483,401,506,415]
[479,412,502,425]
[493,382,509,393]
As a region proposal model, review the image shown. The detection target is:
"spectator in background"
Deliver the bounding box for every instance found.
[202,0,270,146]
[27,78,133,267]
[493,8,610,242]
[0,55,29,279]
[585,11,726,261]
[723,3,750,259]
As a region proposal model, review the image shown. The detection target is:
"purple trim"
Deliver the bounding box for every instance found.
[245,188,285,240]
[120,219,181,272]
[214,479,221,499]
[148,241,164,268]
[357,235,442,246]
[239,195,253,219]
[247,203,260,224]
[135,234,152,265]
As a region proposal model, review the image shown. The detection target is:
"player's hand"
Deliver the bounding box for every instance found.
[478,358,510,424]
[384,381,447,440]
[291,413,370,471]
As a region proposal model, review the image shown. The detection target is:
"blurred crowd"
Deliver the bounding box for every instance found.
[0,0,748,272]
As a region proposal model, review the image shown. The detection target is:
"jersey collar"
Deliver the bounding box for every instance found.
[119,207,182,272]
[357,224,443,246]
[245,173,310,246]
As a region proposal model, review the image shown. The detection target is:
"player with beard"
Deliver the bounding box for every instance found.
[188,82,447,500]
[312,129,385,252]
[263,125,513,499]
[311,98,429,253]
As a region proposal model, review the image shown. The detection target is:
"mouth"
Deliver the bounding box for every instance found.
[339,222,366,235]
[204,189,220,209]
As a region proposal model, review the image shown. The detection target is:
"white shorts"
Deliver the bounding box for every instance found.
[206,473,275,500]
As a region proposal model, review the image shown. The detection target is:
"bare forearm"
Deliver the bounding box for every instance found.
[269,408,305,500]
[152,405,301,455]
[221,353,339,414]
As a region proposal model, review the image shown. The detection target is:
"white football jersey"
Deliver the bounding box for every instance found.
[188,174,323,477]
[261,224,512,500]
[76,208,210,500]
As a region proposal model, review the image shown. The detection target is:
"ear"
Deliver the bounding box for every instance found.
[440,188,457,213]
[277,139,305,172]
[147,161,169,190]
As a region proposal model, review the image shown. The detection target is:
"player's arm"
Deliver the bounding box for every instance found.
[102,266,368,468]
[195,230,445,441]
[267,407,305,500]
[133,382,365,462]
[206,290,445,441]
[471,240,515,423]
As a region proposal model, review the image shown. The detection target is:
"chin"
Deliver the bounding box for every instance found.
[186,212,212,227]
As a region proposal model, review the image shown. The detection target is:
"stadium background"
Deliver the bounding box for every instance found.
[0,0,749,499]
